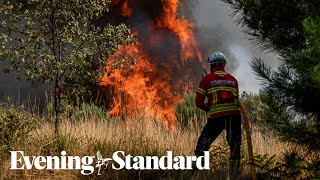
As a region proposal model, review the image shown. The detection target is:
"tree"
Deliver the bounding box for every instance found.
[0,0,135,133]
[222,0,320,55]
[240,91,262,124]
[223,0,320,149]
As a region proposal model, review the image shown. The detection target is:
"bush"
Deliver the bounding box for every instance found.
[254,149,320,179]
[0,103,40,157]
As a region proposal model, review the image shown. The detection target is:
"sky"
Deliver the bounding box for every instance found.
[192,0,279,93]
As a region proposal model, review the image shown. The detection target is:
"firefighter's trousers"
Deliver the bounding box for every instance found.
[195,114,242,168]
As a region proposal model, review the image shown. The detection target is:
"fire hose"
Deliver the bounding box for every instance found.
[201,69,257,179]
[239,101,257,180]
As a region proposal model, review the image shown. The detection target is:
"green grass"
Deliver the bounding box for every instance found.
[174,94,207,129]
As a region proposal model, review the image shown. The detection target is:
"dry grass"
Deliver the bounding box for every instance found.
[1,96,318,179]
[0,110,300,180]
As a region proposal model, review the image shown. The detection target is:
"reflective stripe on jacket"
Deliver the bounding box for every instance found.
[195,66,240,118]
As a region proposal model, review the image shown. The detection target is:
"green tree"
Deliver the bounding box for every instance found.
[0,0,135,133]
[241,91,302,138]
[222,0,320,55]
[223,0,320,149]
[240,91,262,124]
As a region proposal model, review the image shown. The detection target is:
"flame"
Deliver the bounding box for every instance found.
[120,1,132,17]
[100,0,204,127]
[155,0,203,62]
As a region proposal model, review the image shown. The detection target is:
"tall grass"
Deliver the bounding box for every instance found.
[174,94,207,129]
[0,94,319,179]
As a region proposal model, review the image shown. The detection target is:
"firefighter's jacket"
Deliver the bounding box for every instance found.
[195,66,241,118]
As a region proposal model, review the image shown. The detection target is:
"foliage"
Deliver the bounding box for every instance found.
[241,89,320,149]
[307,157,320,178]
[249,18,320,149]
[222,0,320,55]
[39,134,80,155]
[223,0,320,149]
[44,95,113,122]
[254,150,320,179]
[0,103,40,157]
[1,101,320,179]
[0,0,136,133]
[240,91,295,134]
[174,93,207,129]
[62,55,100,103]
[240,91,262,124]
[68,102,112,122]
[0,0,135,89]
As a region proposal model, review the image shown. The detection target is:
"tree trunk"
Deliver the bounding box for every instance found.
[54,78,60,134]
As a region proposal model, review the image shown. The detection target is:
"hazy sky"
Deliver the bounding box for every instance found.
[192,0,279,93]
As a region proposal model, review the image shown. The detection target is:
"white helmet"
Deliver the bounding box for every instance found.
[207,51,227,65]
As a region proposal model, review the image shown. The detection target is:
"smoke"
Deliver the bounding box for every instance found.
[0,14,48,107]
[110,0,279,93]
[189,0,279,93]
[0,62,50,109]
[0,0,280,107]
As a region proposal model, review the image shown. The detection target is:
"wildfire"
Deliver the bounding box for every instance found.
[155,0,202,62]
[120,1,132,17]
[100,0,204,127]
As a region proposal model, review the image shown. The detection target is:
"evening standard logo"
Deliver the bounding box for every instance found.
[10,151,210,175]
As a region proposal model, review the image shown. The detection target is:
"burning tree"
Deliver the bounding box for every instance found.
[0,0,135,133]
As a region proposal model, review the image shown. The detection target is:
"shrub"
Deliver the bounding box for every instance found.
[0,103,40,157]
[253,149,320,179]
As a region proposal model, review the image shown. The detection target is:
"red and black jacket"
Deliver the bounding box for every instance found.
[195,66,241,119]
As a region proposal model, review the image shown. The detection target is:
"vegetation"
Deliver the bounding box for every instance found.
[0,0,134,83]
[0,0,135,132]
[174,94,207,130]
[0,102,40,158]
[1,0,320,179]
[223,0,320,150]
[0,94,319,179]
[222,0,320,54]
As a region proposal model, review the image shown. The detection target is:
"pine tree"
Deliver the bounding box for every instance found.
[223,0,320,149]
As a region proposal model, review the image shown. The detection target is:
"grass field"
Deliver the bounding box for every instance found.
[0,97,319,179]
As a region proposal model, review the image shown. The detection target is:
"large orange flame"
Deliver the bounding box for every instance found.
[100,0,204,127]
[155,0,203,62]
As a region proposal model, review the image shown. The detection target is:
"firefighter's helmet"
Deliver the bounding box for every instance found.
[207,51,227,65]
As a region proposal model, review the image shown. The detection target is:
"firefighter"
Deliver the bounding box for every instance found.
[195,51,242,171]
